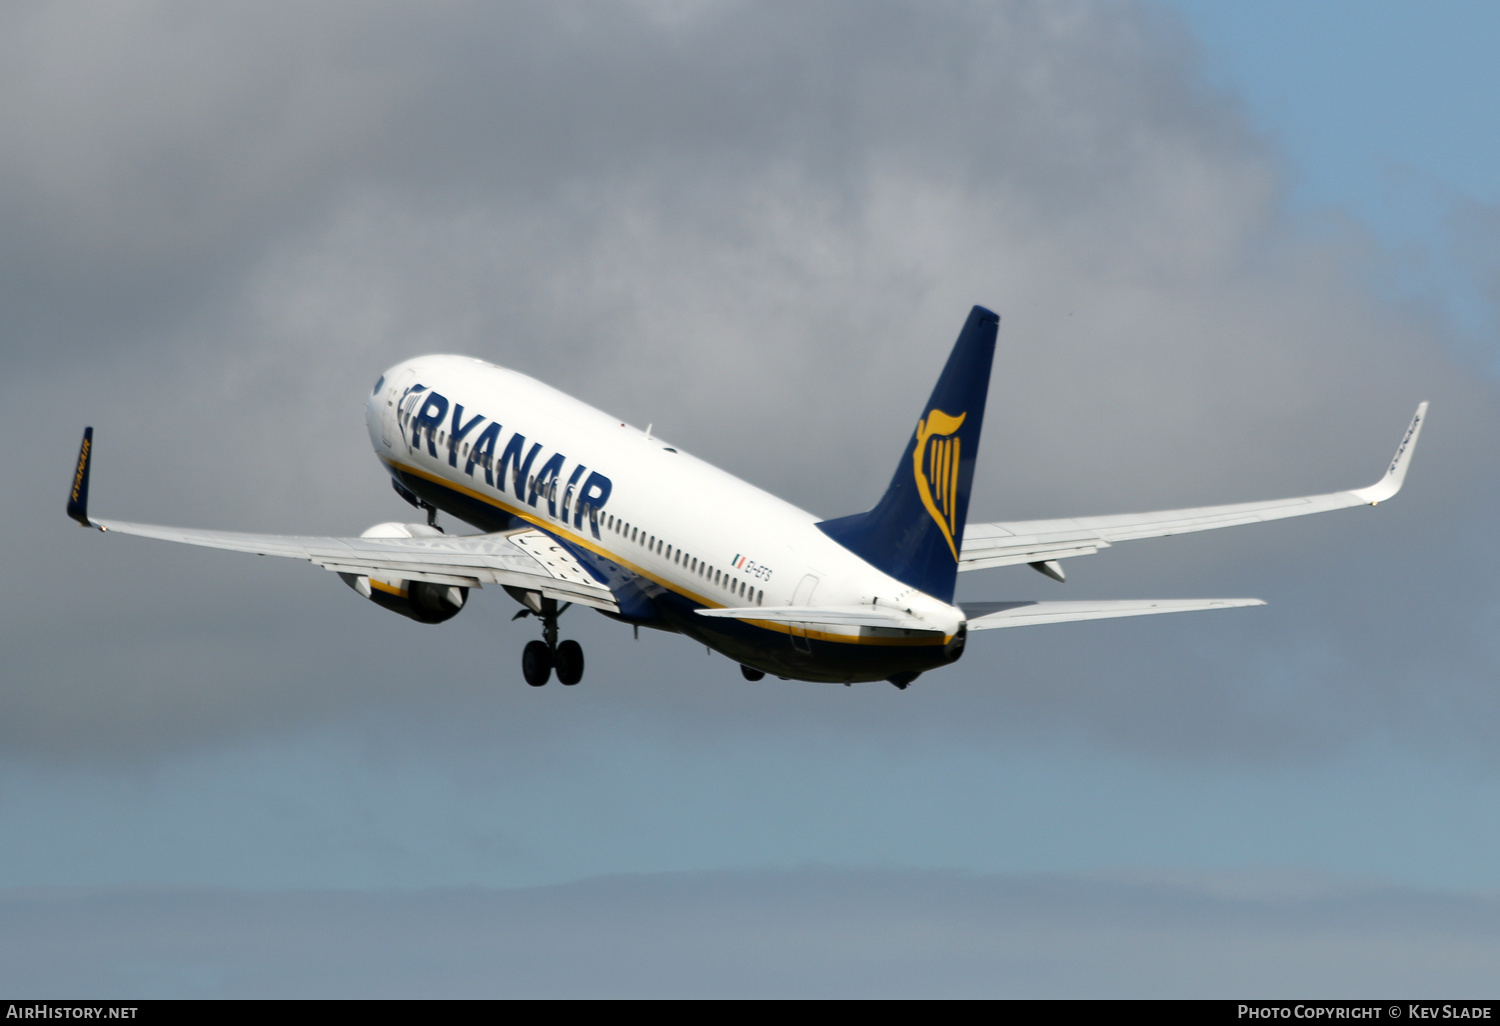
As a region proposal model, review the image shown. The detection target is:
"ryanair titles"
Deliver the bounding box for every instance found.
[403,385,612,537]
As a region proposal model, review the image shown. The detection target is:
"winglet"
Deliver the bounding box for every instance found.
[66,426,97,528]
[1351,402,1427,504]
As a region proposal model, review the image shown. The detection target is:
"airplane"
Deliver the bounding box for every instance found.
[64,306,1426,689]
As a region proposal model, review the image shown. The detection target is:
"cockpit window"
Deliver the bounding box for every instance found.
[372,375,385,396]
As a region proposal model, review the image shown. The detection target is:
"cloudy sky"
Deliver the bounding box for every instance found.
[4,0,1500,997]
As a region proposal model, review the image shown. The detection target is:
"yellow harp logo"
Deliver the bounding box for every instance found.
[913,409,966,560]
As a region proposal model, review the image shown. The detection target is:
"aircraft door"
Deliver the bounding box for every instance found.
[790,573,819,654]
[391,369,422,452]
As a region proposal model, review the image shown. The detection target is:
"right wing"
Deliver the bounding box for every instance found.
[960,403,1426,572]
[65,428,617,611]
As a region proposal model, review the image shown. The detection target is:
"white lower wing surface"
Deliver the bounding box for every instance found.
[960,403,1426,571]
[91,518,619,612]
[961,598,1264,630]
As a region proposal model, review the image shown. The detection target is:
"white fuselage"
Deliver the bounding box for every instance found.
[366,355,962,681]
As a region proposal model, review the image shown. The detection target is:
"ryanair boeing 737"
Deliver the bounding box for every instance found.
[65,308,1425,688]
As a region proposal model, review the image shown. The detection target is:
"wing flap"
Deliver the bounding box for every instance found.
[962,597,1263,630]
[311,561,484,589]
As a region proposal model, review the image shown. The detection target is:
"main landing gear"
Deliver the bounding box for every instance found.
[513,593,584,687]
[523,638,584,687]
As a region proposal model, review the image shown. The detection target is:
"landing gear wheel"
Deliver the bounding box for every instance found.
[740,665,765,681]
[555,639,585,686]
[522,640,552,686]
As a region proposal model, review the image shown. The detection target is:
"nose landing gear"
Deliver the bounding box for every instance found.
[514,593,584,687]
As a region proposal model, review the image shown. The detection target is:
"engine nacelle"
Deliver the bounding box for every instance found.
[337,522,468,624]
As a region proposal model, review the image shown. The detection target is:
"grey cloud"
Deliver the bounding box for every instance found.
[4,1,1500,764]
[3,869,1499,997]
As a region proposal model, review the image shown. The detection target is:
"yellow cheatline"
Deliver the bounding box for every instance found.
[382,458,949,648]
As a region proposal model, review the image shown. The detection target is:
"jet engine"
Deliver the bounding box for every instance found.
[337,522,468,624]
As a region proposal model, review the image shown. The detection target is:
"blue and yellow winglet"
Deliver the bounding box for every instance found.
[66,426,97,528]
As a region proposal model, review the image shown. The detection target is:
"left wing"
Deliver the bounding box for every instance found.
[64,427,619,612]
[961,403,1426,573]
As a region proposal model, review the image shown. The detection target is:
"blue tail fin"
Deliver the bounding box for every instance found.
[817,306,998,603]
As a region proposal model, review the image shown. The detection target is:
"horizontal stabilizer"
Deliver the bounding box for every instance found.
[961,597,1263,630]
